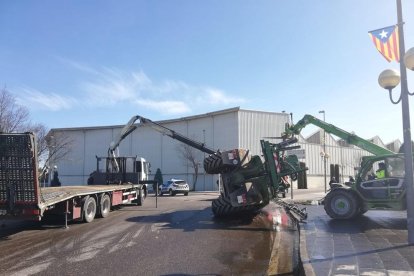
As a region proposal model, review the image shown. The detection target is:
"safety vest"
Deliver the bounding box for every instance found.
[376,169,385,179]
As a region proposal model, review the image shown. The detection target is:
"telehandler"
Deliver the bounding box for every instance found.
[283,114,407,219]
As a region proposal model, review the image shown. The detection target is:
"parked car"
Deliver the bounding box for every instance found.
[159,179,189,196]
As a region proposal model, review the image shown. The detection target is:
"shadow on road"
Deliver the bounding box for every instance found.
[126,206,275,233]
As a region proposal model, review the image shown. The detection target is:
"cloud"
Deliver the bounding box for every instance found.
[134,99,191,114]
[203,88,245,105]
[20,58,246,115]
[55,56,100,75]
[17,88,77,111]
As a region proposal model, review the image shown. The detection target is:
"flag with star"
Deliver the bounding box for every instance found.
[368,25,400,62]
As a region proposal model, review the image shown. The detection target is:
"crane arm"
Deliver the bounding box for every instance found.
[138,116,217,155]
[283,114,394,156]
[109,115,140,152]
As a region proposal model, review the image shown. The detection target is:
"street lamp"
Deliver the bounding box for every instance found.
[377,0,414,244]
[319,110,327,193]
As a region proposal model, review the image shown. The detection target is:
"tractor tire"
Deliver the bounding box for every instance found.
[211,195,260,218]
[324,189,359,219]
[204,153,224,174]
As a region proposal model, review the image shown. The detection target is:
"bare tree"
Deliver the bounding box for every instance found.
[43,130,73,171]
[0,86,30,132]
[176,143,201,191]
[0,87,73,171]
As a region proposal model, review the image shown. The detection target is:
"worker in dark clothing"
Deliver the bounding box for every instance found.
[329,177,337,188]
[51,169,61,187]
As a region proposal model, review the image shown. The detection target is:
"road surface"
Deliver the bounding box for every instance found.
[0,192,297,276]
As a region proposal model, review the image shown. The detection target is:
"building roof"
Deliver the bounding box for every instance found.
[49,106,288,132]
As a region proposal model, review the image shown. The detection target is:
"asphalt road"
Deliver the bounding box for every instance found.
[0,193,287,276]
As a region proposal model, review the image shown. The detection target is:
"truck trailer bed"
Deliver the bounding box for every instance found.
[39,184,140,207]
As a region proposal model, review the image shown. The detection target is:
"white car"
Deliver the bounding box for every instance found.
[159,179,189,196]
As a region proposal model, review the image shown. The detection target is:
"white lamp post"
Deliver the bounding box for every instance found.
[377,0,414,244]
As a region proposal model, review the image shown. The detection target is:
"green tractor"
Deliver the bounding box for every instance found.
[284,114,408,219]
[136,116,307,218]
[324,154,406,219]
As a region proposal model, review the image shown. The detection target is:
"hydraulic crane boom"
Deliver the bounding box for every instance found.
[137,116,217,155]
[108,115,217,173]
[283,114,394,156]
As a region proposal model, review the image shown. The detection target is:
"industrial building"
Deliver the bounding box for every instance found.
[48,107,400,191]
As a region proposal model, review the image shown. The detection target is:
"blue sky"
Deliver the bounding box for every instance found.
[1,1,414,143]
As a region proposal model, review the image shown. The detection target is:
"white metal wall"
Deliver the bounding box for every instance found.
[49,108,388,191]
[50,109,239,190]
[238,110,290,155]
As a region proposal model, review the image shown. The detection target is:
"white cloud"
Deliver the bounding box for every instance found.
[204,88,245,105]
[20,59,246,115]
[56,56,100,75]
[18,88,76,111]
[134,99,191,114]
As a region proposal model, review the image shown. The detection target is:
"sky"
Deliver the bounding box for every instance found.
[1,0,414,144]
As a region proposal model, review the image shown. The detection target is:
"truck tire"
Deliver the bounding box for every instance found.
[204,153,224,174]
[136,189,144,206]
[324,189,359,219]
[99,194,111,218]
[83,196,97,223]
[211,195,260,217]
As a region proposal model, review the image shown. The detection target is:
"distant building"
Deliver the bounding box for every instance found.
[48,107,394,190]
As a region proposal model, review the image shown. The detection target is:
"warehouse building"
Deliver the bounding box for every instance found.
[48,107,399,191]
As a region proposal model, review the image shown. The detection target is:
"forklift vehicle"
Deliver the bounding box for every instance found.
[283,114,408,219]
[120,115,308,218]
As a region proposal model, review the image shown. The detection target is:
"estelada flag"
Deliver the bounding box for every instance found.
[368,25,400,62]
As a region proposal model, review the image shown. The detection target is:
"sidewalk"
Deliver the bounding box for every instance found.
[284,188,414,275]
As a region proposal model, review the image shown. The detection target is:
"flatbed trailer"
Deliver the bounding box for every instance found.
[0,132,145,224]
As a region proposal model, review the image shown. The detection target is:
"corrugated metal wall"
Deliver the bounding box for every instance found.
[49,108,388,191]
[238,110,290,155]
[50,110,240,191]
[296,140,371,184]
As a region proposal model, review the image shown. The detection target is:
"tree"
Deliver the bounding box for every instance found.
[176,143,201,191]
[153,168,164,192]
[0,86,30,133]
[0,87,73,173]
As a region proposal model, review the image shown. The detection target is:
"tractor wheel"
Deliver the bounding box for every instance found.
[324,189,359,219]
[99,194,111,218]
[204,153,224,174]
[211,195,260,218]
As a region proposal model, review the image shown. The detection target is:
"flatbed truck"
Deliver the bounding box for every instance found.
[0,132,145,224]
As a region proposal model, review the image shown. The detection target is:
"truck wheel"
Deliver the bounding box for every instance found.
[324,189,359,219]
[99,194,111,218]
[204,153,224,174]
[83,196,97,223]
[136,189,144,206]
[212,195,260,217]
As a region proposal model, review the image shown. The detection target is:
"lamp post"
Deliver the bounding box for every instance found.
[378,0,414,244]
[319,110,327,193]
